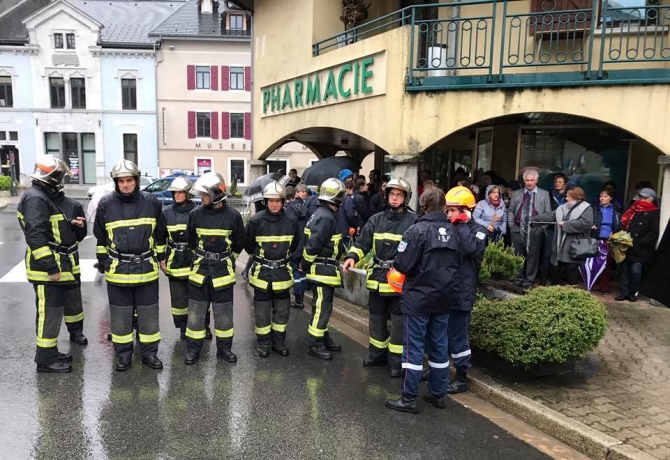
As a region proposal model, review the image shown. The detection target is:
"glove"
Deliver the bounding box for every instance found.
[97,260,106,274]
[451,212,469,225]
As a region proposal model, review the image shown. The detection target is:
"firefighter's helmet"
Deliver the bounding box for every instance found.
[385,177,412,207]
[262,181,287,200]
[193,172,228,204]
[318,178,346,206]
[32,155,70,190]
[168,176,195,198]
[110,160,140,179]
[387,268,406,294]
[445,186,476,209]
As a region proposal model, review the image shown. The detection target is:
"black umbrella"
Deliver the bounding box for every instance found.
[301,156,360,186]
[243,172,289,204]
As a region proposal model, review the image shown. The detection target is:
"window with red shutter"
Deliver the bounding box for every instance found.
[244,66,251,91]
[211,66,218,91]
[244,112,251,140]
[221,66,230,91]
[187,111,196,139]
[221,112,230,139]
[187,65,196,90]
[211,111,219,139]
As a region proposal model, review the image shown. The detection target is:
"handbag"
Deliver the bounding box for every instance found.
[570,236,599,260]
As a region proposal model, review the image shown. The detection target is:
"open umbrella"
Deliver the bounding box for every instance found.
[243,172,289,204]
[301,156,360,186]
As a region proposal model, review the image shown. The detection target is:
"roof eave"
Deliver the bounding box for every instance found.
[149,34,250,42]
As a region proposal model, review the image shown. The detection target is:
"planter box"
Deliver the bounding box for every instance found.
[472,348,577,381]
[335,266,369,307]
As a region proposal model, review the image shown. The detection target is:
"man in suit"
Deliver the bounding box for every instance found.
[507,170,552,288]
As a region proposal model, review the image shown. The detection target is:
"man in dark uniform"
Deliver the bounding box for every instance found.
[302,177,346,360]
[284,183,310,309]
[18,155,88,373]
[445,186,487,394]
[162,176,212,340]
[245,181,301,357]
[184,172,245,365]
[95,160,167,371]
[342,178,416,378]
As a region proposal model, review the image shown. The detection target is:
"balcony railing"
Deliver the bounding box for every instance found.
[312,1,670,90]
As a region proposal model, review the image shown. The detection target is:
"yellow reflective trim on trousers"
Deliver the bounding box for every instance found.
[32,246,52,260]
[310,286,323,334]
[186,328,206,340]
[305,274,341,286]
[27,270,76,283]
[96,245,108,255]
[271,279,293,291]
[37,285,46,339]
[215,328,234,338]
[308,324,325,338]
[212,273,236,289]
[271,322,287,333]
[105,218,157,230]
[388,343,403,354]
[36,337,58,348]
[189,273,205,285]
[139,332,161,343]
[196,228,232,237]
[370,337,389,349]
[166,267,191,278]
[255,325,271,335]
[249,275,268,290]
[350,247,365,260]
[167,224,187,232]
[256,235,294,243]
[171,307,188,316]
[112,333,134,344]
[64,312,84,323]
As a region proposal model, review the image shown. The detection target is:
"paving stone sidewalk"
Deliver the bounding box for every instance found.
[496,300,670,459]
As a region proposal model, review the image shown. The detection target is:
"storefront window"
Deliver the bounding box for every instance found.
[519,127,629,203]
[82,133,96,184]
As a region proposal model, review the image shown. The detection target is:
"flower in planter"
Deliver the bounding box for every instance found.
[471,286,607,369]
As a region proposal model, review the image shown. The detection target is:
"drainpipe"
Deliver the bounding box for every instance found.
[154,40,163,177]
[448,1,459,76]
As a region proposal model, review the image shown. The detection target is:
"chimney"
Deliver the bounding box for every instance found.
[200,0,213,14]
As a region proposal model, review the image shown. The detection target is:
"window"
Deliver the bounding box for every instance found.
[9,131,17,141]
[50,78,65,108]
[196,66,210,89]
[123,134,138,164]
[82,133,96,184]
[66,33,75,49]
[146,179,171,192]
[230,67,244,90]
[45,133,60,155]
[266,160,287,175]
[70,78,86,109]
[54,33,63,49]
[196,112,211,137]
[122,79,137,110]
[0,132,5,141]
[62,133,79,183]
[601,0,659,25]
[230,159,246,185]
[0,76,12,107]
[229,14,244,32]
[230,113,244,138]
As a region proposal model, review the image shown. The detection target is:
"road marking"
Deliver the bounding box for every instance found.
[0,259,99,283]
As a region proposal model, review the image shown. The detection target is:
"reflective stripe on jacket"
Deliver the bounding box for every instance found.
[302,203,342,287]
[163,201,195,279]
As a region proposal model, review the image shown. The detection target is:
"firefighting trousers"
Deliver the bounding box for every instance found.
[64,280,85,334]
[367,292,403,369]
[448,310,472,374]
[169,278,211,331]
[33,284,67,365]
[402,313,450,399]
[107,282,160,360]
[307,285,335,347]
[186,281,233,355]
[253,288,290,347]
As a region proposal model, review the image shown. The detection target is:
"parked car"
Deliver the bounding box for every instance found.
[87,175,155,198]
[144,174,201,206]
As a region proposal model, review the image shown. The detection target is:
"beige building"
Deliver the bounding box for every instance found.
[233,0,670,233]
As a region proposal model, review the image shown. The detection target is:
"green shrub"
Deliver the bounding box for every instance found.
[0,176,10,191]
[471,286,607,368]
[479,240,525,282]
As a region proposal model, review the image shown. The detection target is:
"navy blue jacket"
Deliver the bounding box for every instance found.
[452,220,488,311]
[394,213,465,316]
[285,198,309,262]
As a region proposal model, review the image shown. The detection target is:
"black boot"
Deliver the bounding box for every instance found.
[363,357,387,367]
[70,331,88,346]
[385,396,419,414]
[421,368,430,382]
[58,352,73,363]
[424,394,446,409]
[390,367,403,378]
[257,338,271,358]
[271,332,290,356]
[115,356,131,372]
[308,345,332,360]
[291,293,304,310]
[184,350,199,365]
[446,370,468,394]
[180,327,186,340]
[217,349,237,362]
[141,355,163,369]
[324,332,341,352]
[37,361,72,373]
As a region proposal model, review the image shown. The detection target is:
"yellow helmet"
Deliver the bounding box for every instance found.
[445,186,476,209]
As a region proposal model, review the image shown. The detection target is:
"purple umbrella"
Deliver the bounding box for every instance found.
[579,240,608,291]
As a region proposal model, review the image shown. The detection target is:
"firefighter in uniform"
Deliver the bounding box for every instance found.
[18,155,88,373]
[302,177,346,360]
[342,178,416,377]
[245,181,301,357]
[94,160,167,372]
[445,186,487,394]
[184,172,245,365]
[162,177,213,340]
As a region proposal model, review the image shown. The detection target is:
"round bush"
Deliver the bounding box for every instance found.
[0,176,11,191]
[471,286,607,368]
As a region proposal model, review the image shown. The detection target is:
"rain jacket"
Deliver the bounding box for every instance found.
[284,197,309,262]
[94,191,167,286]
[302,202,342,287]
[163,200,196,279]
[245,208,301,292]
[187,203,245,290]
[473,184,507,238]
[452,220,487,311]
[622,204,660,263]
[345,208,417,296]
[18,182,87,285]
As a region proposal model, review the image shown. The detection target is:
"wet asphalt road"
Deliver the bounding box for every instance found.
[0,205,550,460]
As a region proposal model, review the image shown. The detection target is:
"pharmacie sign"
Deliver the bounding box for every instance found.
[261,52,386,117]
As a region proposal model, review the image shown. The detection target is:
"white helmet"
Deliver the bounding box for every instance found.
[32,155,70,190]
[168,176,195,198]
[193,172,228,204]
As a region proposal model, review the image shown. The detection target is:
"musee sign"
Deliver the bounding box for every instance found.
[261,52,386,117]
